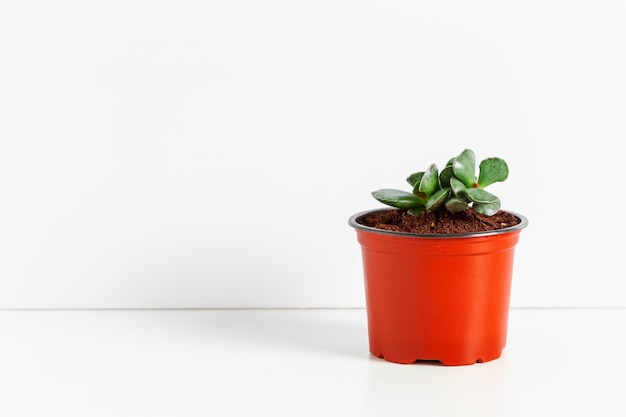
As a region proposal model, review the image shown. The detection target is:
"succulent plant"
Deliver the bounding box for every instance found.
[372,149,509,216]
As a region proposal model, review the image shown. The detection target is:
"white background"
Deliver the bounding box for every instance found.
[1,0,624,309]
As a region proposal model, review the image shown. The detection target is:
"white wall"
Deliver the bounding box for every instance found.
[1,0,624,309]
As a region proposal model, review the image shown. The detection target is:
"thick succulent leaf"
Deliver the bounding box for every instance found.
[412,189,429,202]
[445,197,468,213]
[418,164,439,197]
[478,158,509,188]
[424,187,450,211]
[439,165,454,188]
[372,189,426,208]
[445,157,455,167]
[452,149,476,188]
[406,172,424,188]
[407,207,425,216]
[473,198,501,216]
[463,188,499,204]
[449,177,467,198]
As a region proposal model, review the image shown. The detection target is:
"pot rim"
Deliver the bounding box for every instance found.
[348,208,528,239]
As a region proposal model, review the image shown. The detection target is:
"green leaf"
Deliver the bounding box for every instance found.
[463,188,499,204]
[478,158,509,188]
[412,190,428,201]
[449,177,467,198]
[473,198,501,216]
[372,189,426,208]
[439,165,454,188]
[452,149,476,188]
[407,207,425,216]
[406,172,424,188]
[425,187,450,211]
[445,197,468,213]
[418,164,439,197]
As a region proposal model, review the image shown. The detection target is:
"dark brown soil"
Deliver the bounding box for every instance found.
[357,208,520,234]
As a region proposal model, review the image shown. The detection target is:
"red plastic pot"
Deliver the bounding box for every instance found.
[349,209,528,366]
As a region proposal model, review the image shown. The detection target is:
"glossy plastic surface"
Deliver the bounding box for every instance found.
[351,210,526,365]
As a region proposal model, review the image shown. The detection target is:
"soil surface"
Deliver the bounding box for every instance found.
[357,208,521,234]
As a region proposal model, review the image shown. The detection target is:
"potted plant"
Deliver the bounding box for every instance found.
[349,149,527,366]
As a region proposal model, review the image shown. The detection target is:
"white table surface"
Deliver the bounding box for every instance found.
[1,308,624,417]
